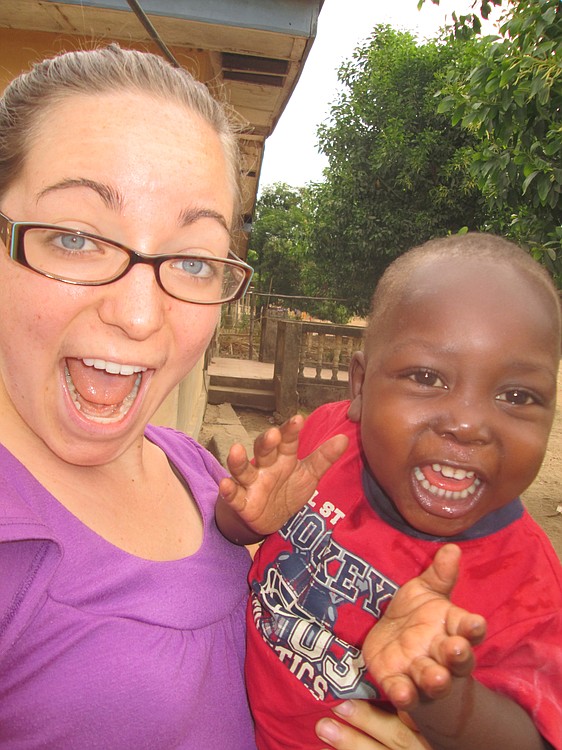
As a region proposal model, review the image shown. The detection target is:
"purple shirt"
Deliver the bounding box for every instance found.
[0,426,256,749]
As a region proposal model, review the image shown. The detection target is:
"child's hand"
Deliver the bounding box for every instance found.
[219,415,348,536]
[362,544,486,712]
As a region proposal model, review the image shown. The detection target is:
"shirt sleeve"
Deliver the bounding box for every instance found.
[474,611,562,750]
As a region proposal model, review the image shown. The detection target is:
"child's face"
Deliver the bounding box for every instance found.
[348,258,559,536]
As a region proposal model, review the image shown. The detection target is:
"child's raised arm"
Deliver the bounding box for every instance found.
[215,415,348,545]
[363,545,550,750]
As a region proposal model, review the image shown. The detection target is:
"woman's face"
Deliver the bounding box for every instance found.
[0,90,235,466]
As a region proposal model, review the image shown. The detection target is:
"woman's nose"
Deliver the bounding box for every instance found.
[97,263,167,340]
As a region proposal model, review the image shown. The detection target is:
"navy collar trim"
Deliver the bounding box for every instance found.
[362,468,524,542]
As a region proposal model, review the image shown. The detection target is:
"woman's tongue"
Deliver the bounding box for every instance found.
[66,358,136,415]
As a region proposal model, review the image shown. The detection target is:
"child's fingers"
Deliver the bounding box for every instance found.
[226,442,255,481]
[276,414,305,451]
[432,635,477,678]
[418,543,461,597]
[379,673,420,711]
[300,434,349,481]
[251,427,282,466]
[445,608,487,645]
[408,656,452,700]
[218,475,248,512]
[250,416,304,467]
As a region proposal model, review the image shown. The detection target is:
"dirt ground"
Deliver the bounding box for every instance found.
[519,366,562,559]
[233,366,562,560]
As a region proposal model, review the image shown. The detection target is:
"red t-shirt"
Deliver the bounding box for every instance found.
[246,401,562,750]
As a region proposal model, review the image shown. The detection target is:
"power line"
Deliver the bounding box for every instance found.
[125,0,181,68]
[248,291,349,302]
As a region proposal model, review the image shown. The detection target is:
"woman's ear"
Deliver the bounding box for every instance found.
[347,351,366,423]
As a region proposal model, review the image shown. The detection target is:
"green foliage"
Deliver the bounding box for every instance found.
[433,0,562,284]
[251,1,562,325]
[248,182,310,299]
[248,183,353,322]
[418,0,505,37]
[309,26,487,313]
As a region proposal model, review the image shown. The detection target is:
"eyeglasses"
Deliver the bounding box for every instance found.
[0,211,253,305]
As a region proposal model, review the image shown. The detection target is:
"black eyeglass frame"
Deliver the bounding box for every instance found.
[0,210,254,305]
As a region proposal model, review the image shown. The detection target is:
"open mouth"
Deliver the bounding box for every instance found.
[65,357,147,424]
[413,463,483,518]
[414,463,482,499]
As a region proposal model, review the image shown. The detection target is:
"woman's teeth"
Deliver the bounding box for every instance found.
[81,358,146,376]
[414,464,482,500]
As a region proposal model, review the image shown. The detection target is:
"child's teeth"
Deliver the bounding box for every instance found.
[415,466,481,500]
[432,463,474,480]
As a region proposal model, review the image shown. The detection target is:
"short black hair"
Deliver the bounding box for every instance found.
[366,232,561,352]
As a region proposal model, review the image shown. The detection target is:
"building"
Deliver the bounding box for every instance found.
[0,0,323,435]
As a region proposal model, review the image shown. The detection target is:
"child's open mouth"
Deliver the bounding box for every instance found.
[413,463,483,518]
[65,357,146,423]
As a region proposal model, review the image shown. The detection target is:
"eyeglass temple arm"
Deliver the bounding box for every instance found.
[0,213,11,247]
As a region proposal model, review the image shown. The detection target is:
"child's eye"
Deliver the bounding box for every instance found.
[407,370,447,388]
[496,389,538,406]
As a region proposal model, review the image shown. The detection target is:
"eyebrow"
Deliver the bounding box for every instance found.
[36,178,124,210]
[35,179,230,236]
[177,206,230,234]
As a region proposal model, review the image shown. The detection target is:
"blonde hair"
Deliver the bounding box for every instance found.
[0,44,241,219]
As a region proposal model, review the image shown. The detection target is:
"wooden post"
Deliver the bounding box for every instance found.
[332,335,342,381]
[315,334,324,381]
[248,291,255,360]
[273,320,301,418]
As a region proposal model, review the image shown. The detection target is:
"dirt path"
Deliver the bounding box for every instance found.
[520,366,562,559]
[234,366,562,560]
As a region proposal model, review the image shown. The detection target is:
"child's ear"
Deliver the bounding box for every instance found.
[347,351,366,423]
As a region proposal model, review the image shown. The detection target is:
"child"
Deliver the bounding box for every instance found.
[216,233,562,750]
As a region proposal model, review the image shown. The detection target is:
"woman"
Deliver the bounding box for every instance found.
[0,44,427,750]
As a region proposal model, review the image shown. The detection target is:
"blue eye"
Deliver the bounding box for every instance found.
[60,233,87,250]
[53,232,99,253]
[176,258,213,278]
[183,259,203,274]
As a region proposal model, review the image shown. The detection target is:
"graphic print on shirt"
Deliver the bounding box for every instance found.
[251,497,398,701]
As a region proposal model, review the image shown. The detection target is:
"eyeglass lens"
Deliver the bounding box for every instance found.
[20,227,248,303]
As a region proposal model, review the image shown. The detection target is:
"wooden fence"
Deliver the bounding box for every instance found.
[272,319,365,416]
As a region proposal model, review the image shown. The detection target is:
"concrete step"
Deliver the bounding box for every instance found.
[209,374,273,391]
[200,403,255,465]
[207,383,275,411]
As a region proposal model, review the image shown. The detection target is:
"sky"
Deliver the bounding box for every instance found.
[258,0,497,191]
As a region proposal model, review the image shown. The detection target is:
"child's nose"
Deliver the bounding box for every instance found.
[433,395,493,445]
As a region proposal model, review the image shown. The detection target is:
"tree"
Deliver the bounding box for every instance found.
[418,0,504,37]
[310,26,487,314]
[435,0,562,283]
[248,182,311,301]
[248,183,353,322]
[249,182,303,299]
